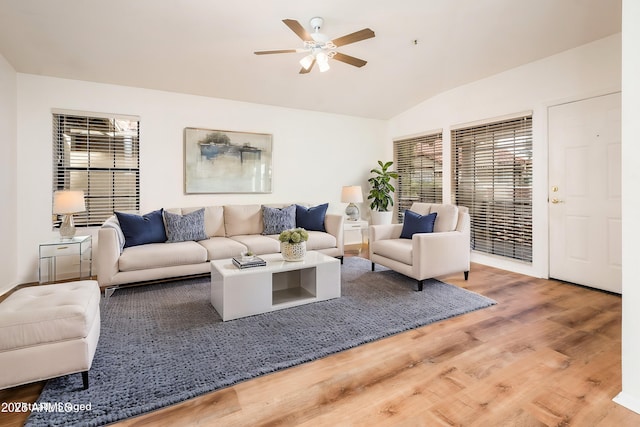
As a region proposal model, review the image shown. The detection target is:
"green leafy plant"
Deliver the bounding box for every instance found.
[367,160,399,212]
[278,228,309,244]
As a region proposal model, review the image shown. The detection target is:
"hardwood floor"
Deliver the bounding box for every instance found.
[2,248,639,426]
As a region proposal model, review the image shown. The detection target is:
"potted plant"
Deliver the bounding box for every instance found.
[367,160,398,225]
[278,228,309,261]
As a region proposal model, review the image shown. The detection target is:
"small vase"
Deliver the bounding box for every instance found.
[281,241,306,261]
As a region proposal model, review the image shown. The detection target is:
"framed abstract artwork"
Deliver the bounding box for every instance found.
[184,127,273,194]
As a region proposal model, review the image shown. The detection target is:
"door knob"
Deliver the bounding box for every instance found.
[551,198,564,204]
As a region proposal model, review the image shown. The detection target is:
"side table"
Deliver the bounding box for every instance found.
[39,235,92,284]
[343,219,368,251]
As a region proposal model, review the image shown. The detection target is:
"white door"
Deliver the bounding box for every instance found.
[548,92,621,293]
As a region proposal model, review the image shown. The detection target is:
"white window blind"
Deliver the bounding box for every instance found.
[53,112,140,227]
[452,115,532,262]
[394,132,443,221]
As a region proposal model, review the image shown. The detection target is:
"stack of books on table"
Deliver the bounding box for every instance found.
[232,256,267,269]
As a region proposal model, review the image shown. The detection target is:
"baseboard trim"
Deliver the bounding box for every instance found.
[613,391,640,415]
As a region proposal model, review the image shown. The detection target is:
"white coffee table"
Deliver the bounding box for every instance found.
[210,251,341,321]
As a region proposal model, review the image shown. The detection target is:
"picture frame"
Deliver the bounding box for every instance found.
[184,127,273,194]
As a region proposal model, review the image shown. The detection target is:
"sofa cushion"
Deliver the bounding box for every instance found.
[400,210,437,239]
[230,235,281,255]
[198,237,248,260]
[409,203,432,216]
[183,206,226,237]
[306,231,337,251]
[262,204,296,235]
[164,208,207,243]
[115,209,167,248]
[296,203,328,232]
[118,241,207,272]
[430,204,459,232]
[224,205,263,236]
[372,239,413,265]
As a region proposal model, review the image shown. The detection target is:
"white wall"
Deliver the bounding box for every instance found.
[9,34,625,285]
[15,75,386,283]
[0,53,17,295]
[616,0,640,414]
[388,34,621,278]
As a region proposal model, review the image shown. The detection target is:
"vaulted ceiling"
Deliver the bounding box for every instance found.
[0,0,621,119]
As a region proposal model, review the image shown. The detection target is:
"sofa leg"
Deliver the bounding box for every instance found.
[464,271,469,280]
[338,256,344,265]
[417,280,423,291]
[104,287,117,298]
[82,371,89,389]
[371,262,375,271]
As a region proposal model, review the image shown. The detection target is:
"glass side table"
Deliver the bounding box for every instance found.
[343,219,369,251]
[39,235,92,284]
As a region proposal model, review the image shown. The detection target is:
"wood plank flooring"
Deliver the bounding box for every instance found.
[2,249,639,426]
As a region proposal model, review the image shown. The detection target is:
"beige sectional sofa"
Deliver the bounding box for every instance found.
[96,204,344,288]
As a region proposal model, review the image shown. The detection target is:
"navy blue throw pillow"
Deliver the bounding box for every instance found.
[115,209,167,248]
[400,210,437,239]
[295,203,328,232]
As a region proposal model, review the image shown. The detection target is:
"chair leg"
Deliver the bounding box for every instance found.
[82,371,89,389]
[416,280,423,291]
[371,262,375,271]
[464,271,469,280]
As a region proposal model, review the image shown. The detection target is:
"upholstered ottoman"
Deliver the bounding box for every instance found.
[0,280,101,390]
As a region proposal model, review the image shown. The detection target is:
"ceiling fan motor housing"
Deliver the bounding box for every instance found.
[310,17,324,31]
[308,17,331,46]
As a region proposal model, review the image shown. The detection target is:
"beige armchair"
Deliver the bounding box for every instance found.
[369,203,470,291]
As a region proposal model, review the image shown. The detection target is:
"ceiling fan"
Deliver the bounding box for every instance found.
[254,17,375,74]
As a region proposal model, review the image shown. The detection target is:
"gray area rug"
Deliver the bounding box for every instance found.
[26,257,496,426]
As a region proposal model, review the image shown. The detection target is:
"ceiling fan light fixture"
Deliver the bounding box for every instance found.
[316,51,329,64]
[299,54,315,70]
[316,52,330,72]
[255,17,375,74]
[318,61,330,73]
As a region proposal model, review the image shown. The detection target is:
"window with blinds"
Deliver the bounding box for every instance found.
[53,112,140,228]
[452,115,532,262]
[394,132,443,221]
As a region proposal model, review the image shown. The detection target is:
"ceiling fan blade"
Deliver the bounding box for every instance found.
[299,59,316,74]
[254,49,304,55]
[332,52,368,68]
[283,19,313,42]
[331,28,375,47]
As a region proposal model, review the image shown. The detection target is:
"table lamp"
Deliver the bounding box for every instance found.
[341,185,363,221]
[53,190,86,240]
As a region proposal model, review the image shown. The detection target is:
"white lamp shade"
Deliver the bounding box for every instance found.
[341,185,363,203]
[53,190,86,214]
[316,52,330,72]
[299,54,314,70]
[318,61,330,73]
